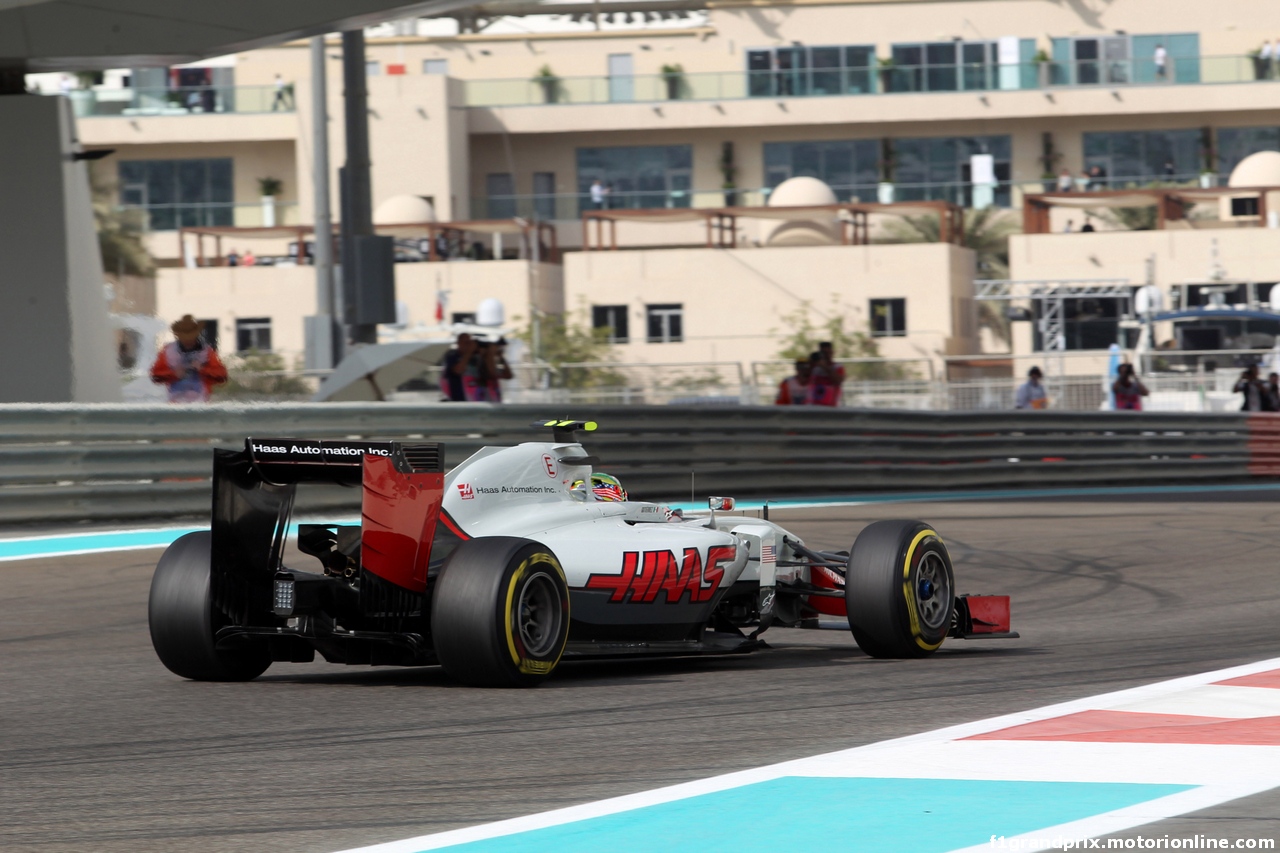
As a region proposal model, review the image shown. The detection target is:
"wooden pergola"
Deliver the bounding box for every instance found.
[178,219,559,266]
[1022,186,1279,234]
[581,200,965,251]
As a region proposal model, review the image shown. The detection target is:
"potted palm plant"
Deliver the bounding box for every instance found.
[877,138,896,204]
[720,141,737,206]
[258,176,283,227]
[533,65,561,104]
[877,57,896,94]
[661,63,685,100]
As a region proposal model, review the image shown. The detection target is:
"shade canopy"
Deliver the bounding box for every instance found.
[0,0,478,70]
[313,341,453,402]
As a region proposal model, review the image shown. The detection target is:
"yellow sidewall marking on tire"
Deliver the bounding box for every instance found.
[902,529,945,652]
[504,553,570,676]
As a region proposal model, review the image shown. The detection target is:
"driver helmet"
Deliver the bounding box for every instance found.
[575,472,626,502]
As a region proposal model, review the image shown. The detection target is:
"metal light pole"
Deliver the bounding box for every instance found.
[339,28,395,347]
[305,34,339,370]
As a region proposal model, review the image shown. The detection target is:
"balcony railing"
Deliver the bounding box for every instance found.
[69,85,296,118]
[476,173,1236,219]
[465,55,1275,107]
[122,200,300,232]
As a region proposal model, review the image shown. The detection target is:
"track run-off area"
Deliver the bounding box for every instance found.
[3,490,1279,852]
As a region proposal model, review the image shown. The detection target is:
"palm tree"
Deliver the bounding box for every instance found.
[91,170,153,277]
[879,206,1021,345]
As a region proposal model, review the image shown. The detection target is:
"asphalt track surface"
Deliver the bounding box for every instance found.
[3,494,1280,853]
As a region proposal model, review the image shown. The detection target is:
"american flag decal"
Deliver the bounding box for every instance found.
[760,543,776,562]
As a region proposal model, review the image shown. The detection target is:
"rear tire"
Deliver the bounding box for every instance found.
[431,537,570,687]
[148,531,271,681]
[845,520,954,659]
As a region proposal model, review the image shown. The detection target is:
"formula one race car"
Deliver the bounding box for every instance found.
[148,421,1015,687]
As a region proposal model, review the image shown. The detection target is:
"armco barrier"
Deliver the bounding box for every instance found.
[0,403,1270,524]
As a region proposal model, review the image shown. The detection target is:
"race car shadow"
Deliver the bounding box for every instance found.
[252,638,1038,688]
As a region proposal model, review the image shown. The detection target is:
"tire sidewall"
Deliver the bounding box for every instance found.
[494,545,570,682]
[898,528,953,652]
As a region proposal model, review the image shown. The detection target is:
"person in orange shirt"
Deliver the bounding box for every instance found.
[149,315,227,403]
[775,359,811,405]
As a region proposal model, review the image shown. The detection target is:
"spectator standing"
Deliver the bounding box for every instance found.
[149,315,227,403]
[1111,363,1150,411]
[590,179,606,210]
[241,249,256,266]
[1153,44,1168,80]
[1063,219,1075,233]
[1163,160,1176,178]
[1234,364,1265,412]
[439,333,475,401]
[775,359,812,405]
[1015,366,1048,409]
[1261,41,1275,80]
[1266,372,1280,412]
[226,250,239,267]
[819,342,845,397]
[483,338,514,403]
[1081,217,1096,233]
[1056,169,1074,192]
[271,73,291,110]
[807,342,846,406]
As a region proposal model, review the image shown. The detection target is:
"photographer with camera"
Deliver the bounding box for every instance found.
[479,337,513,403]
[1111,362,1149,411]
[1234,364,1266,412]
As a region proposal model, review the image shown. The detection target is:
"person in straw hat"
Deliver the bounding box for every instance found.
[149,315,227,403]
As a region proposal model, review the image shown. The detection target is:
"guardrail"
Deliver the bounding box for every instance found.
[0,403,1270,524]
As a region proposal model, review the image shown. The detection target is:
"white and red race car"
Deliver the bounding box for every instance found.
[149,421,1015,687]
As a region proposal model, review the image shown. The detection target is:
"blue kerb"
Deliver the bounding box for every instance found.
[429,776,1192,853]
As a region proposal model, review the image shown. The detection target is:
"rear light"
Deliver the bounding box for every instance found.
[273,579,296,616]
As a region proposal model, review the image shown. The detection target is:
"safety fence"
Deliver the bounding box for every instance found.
[0,404,1275,525]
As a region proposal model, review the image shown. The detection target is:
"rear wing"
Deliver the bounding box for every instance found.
[240,437,443,485]
[209,438,445,625]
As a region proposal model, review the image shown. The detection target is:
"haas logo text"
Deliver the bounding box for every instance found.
[585,546,736,604]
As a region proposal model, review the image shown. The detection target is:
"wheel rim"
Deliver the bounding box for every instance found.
[517,571,562,657]
[914,551,951,631]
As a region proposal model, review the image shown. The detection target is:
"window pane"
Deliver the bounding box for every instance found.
[925,43,956,65]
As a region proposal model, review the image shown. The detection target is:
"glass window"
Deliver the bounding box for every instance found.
[646,304,683,343]
[486,173,515,219]
[763,140,879,201]
[532,172,556,221]
[423,59,449,75]
[746,45,876,97]
[576,145,693,212]
[365,61,380,76]
[1218,127,1280,176]
[592,305,630,343]
[235,318,272,353]
[116,158,233,231]
[889,41,994,93]
[892,135,1012,206]
[870,298,906,337]
[1082,130,1201,184]
[197,319,219,352]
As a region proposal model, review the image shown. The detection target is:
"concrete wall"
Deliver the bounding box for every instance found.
[0,96,119,402]
[155,260,562,362]
[563,242,977,369]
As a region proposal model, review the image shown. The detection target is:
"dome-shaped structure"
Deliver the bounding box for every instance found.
[763,177,840,247]
[767,176,839,207]
[373,194,437,225]
[1228,151,1280,188]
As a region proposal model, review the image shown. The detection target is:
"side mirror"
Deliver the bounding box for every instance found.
[708,496,735,511]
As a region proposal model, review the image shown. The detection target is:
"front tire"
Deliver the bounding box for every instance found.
[845,520,954,659]
[431,537,570,687]
[148,531,271,681]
